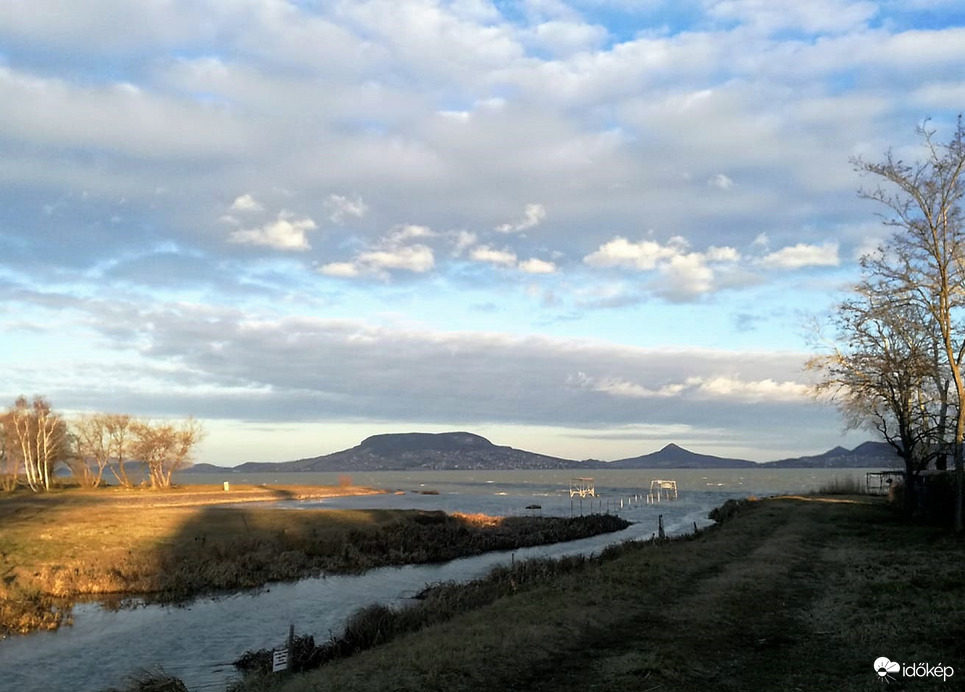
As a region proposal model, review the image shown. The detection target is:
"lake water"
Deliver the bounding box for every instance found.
[0,468,877,692]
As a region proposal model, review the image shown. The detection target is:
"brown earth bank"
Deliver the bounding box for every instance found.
[0,484,629,637]
[226,495,965,692]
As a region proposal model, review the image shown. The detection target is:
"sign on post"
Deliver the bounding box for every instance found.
[272,648,289,673]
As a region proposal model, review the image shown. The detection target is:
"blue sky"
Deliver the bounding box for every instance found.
[2,0,963,465]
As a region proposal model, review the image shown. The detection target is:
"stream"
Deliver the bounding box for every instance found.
[0,468,864,691]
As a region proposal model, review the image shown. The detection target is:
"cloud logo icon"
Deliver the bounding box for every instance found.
[874,657,900,677]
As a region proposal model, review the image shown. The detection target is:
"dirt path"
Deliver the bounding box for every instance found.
[519,497,961,691]
[522,497,819,691]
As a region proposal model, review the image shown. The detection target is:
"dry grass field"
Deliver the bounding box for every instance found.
[0,484,628,636]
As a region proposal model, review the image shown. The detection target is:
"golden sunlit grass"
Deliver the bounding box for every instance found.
[0,485,629,636]
[449,512,503,527]
[233,496,965,692]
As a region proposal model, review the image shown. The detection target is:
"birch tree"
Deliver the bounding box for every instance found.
[6,396,70,492]
[0,418,19,491]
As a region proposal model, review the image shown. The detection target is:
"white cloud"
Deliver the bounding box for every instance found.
[707,173,734,190]
[531,20,608,56]
[358,245,435,274]
[583,236,683,271]
[469,245,557,274]
[496,203,547,233]
[705,246,741,262]
[450,230,478,255]
[576,372,808,403]
[659,252,716,299]
[471,245,518,266]
[387,224,435,243]
[573,372,683,399]
[322,225,437,279]
[324,193,368,224]
[229,212,318,251]
[318,224,439,280]
[695,376,810,402]
[230,193,263,213]
[759,242,840,269]
[318,261,361,278]
[0,65,245,159]
[583,235,740,299]
[518,258,558,274]
[706,0,878,35]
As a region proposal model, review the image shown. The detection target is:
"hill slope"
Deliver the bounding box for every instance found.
[762,440,898,468]
[609,443,757,469]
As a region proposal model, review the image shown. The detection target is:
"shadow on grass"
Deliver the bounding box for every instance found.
[1,492,631,639]
[123,508,632,602]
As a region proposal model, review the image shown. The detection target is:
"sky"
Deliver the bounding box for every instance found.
[2,0,964,466]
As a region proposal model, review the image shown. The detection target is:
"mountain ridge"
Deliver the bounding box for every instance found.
[187,431,903,472]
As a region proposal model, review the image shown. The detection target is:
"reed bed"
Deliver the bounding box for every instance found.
[814,475,867,495]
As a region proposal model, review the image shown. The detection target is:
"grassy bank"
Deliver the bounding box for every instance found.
[229,495,965,692]
[0,486,629,636]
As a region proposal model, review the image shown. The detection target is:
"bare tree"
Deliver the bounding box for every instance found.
[0,416,19,491]
[808,276,952,513]
[131,418,204,489]
[71,413,134,488]
[5,396,70,492]
[852,117,965,528]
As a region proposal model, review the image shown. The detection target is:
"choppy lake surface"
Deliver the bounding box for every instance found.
[0,468,878,691]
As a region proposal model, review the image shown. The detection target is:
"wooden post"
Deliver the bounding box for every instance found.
[658,514,665,540]
[288,622,294,665]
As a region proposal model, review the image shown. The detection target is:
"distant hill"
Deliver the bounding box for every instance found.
[762,441,900,469]
[185,433,904,472]
[231,431,597,472]
[186,462,225,473]
[609,443,757,469]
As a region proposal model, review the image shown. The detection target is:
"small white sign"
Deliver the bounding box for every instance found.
[272,648,289,673]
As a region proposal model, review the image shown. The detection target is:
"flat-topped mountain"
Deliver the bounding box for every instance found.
[355,432,494,456]
[233,431,593,472]
[610,443,757,469]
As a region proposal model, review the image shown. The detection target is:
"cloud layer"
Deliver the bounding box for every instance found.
[1,1,960,461]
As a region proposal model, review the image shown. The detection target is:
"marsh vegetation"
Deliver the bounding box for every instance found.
[0,485,629,636]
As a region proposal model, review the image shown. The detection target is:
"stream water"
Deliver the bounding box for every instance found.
[0,468,875,691]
